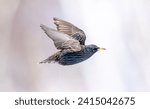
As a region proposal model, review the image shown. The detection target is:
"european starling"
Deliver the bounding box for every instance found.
[40,17,105,65]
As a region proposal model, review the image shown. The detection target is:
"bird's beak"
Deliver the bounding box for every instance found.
[99,47,106,51]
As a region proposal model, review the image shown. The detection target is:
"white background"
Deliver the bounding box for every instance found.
[0,0,150,91]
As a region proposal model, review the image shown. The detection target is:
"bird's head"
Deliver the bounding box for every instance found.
[87,44,106,53]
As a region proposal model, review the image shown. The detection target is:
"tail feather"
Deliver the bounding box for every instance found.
[39,58,53,64]
[39,52,60,64]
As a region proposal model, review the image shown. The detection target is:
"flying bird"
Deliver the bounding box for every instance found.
[40,17,105,65]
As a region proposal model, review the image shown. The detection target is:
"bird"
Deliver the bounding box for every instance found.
[40,17,106,65]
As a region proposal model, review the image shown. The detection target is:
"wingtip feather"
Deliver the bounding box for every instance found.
[40,24,50,32]
[53,17,57,21]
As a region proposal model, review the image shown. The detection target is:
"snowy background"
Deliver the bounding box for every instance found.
[0,0,150,91]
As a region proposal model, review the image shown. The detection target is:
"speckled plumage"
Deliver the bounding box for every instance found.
[40,18,105,65]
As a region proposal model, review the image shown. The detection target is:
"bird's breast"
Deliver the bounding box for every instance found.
[58,48,96,65]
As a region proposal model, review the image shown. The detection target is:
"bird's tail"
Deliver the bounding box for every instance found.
[39,58,53,64]
[39,52,60,64]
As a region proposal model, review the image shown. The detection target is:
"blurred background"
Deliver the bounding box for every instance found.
[0,0,150,91]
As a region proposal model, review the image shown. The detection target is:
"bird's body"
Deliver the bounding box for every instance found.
[58,45,99,65]
[40,17,105,65]
[40,45,99,65]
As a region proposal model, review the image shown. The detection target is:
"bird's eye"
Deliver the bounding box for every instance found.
[92,48,98,52]
[94,48,98,51]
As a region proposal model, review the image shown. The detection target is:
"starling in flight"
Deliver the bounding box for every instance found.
[40,17,105,65]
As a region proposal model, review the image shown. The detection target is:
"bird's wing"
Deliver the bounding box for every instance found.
[53,17,86,45]
[40,24,81,51]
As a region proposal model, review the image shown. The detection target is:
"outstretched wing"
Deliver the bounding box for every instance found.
[40,24,81,52]
[53,17,86,45]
